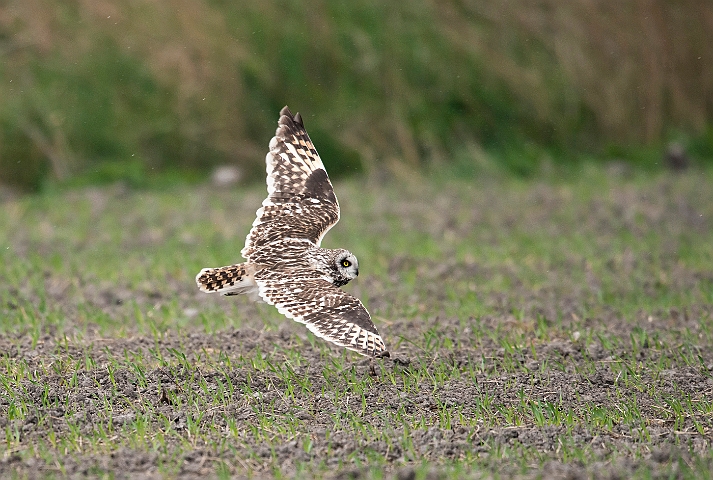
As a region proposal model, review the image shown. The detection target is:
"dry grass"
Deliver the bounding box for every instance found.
[0,0,711,187]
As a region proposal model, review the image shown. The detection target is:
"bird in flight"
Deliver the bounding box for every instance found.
[196,106,388,357]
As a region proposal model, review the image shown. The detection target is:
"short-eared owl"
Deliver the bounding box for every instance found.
[196,106,388,357]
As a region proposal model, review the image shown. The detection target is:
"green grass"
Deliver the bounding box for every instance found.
[2,1,713,189]
[1,166,713,478]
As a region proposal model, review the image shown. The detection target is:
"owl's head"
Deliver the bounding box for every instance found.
[332,249,359,286]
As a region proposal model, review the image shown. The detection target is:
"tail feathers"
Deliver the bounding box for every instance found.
[196,263,259,298]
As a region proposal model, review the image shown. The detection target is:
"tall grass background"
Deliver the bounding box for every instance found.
[1,0,712,189]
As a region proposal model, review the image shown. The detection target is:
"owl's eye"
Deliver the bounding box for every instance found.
[342,260,351,267]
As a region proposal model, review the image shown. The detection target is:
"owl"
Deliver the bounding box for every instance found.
[196,106,388,357]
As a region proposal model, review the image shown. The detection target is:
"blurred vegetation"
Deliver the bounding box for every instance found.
[1,0,712,189]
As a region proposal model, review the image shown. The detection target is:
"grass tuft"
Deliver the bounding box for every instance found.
[0,167,712,477]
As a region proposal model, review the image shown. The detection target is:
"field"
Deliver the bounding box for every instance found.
[1,166,713,478]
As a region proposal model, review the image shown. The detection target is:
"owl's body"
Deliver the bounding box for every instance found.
[196,107,388,357]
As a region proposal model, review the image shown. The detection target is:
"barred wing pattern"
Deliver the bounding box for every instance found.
[254,267,388,357]
[197,106,389,358]
[241,106,340,263]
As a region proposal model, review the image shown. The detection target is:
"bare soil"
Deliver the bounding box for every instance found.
[2,309,712,478]
[1,172,712,478]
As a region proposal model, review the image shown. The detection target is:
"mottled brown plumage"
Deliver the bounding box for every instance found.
[196,106,388,357]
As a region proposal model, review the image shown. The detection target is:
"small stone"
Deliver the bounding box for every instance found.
[211,165,242,188]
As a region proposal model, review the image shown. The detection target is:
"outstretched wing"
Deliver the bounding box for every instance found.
[254,268,388,357]
[242,106,340,263]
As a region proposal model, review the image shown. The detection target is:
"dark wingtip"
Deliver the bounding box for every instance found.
[278,106,305,130]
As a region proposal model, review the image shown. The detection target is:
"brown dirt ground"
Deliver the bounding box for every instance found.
[1,171,713,479]
[1,309,712,478]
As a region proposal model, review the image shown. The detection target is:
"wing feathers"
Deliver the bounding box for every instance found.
[197,107,388,358]
[242,106,340,263]
[254,269,387,357]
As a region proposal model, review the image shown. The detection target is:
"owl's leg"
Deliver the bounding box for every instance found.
[368,349,393,376]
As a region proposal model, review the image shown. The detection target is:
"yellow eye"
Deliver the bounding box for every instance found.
[342,260,351,267]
